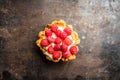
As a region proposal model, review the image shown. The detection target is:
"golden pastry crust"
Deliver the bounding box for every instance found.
[36,20,80,62]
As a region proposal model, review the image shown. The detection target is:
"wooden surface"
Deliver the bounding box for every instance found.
[0,0,120,80]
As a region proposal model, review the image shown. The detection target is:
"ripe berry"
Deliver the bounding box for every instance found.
[63,38,72,45]
[55,30,62,37]
[47,36,55,43]
[54,44,61,51]
[62,51,71,58]
[53,51,61,59]
[48,46,54,54]
[60,31,68,39]
[45,29,52,36]
[64,27,72,35]
[61,44,68,52]
[51,24,58,32]
[41,39,49,47]
[70,46,78,54]
[55,37,62,44]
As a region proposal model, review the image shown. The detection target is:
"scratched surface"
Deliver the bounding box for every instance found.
[0,0,120,80]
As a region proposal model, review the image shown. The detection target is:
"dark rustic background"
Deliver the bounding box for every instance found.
[0,0,120,80]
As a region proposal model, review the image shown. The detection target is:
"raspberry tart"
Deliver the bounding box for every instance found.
[36,20,80,62]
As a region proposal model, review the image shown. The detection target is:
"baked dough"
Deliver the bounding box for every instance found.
[36,20,80,62]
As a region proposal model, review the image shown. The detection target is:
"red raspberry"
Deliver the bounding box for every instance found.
[48,46,54,54]
[41,39,49,47]
[55,37,62,44]
[53,51,61,59]
[51,24,58,32]
[47,36,55,43]
[62,51,71,58]
[64,27,72,35]
[54,44,61,51]
[45,29,52,36]
[63,38,72,45]
[61,44,68,52]
[60,31,68,39]
[55,30,62,37]
[70,46,78,54]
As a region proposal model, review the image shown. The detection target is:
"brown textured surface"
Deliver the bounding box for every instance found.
[0,0,120,80]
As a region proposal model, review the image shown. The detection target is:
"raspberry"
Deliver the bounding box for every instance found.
[48,46,54,54]
[60,31,68,39]
[63,38,72,45]
[53,51,61,59]
[47,36,55,43]
[41,39,49,47]
[51,24,58,32]
[62,51,71,58]
[70,46,78,54]
[61,44,68,52]
[64,27,72,35]
[55,37,62,44]
[55,30,62,37]
[45,29,52,36]
[54,44,61,51]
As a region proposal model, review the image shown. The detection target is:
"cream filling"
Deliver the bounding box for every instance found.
[68,44,73,50]
[52,33,57,38]
[44,52,53,59]
[58,26,64,31]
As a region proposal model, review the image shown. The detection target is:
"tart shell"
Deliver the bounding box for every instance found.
[36,20,80,62]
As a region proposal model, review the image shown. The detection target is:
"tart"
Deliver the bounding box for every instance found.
[36,20,80,62]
